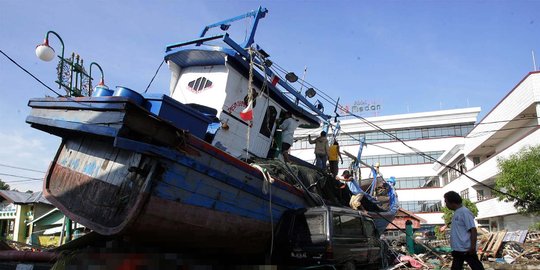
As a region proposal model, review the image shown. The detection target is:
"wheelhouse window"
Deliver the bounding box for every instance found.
[187,77,213,92]
[259,106,277,137]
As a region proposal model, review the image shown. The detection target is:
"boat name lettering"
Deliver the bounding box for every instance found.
[225,100,247,113]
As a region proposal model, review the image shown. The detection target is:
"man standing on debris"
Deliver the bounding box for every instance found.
[308,131,329,170]
[444,191,485,270]
[280,111,298,163]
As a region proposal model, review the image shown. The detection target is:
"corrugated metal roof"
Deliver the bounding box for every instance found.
[25,191,50,204]
[0,190,51,204]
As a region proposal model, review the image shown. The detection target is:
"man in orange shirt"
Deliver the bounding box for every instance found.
[328,140,343,177]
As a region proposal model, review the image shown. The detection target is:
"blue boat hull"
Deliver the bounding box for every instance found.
[27,97,308,251]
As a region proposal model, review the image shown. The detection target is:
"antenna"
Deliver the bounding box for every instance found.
[533,50,538,71]
[296,66,308,105]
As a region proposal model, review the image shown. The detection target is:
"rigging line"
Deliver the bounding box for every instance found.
[271,59,532,204]
[301,68,531,125]
[296,79,337,103]
[0,163,46,173]
[264,58,534,204]
[0,49,63,97]
[347,111,531,204]
[144,59,165,93]
[272,66,337,104]
[0,172,42,180]
[334,104,508,191]
[271,61,337,103]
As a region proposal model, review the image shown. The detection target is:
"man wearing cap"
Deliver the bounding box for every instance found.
[336,170,365,210]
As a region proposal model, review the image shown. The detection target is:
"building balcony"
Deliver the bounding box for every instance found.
[0,211,16,218]
[475,197,517,220]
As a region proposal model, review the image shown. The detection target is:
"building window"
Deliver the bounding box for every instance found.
[357,124,474,144]
[394,176,440,189]
[441,171,449,186]
[291,124,474,150]
[460,189,469,200]
[440,158,466,186]
[328,151,444,169]
[400,200,442,213]
[476,190,485,201]
[473,157,481,166]
[362,151,444,167]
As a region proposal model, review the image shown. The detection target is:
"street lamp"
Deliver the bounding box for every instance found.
[89,62,106,92]
[35,31,64,62]
[35,31,65,91]
[35,31,105,97]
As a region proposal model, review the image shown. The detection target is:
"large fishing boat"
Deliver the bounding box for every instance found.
[27,7,397,252]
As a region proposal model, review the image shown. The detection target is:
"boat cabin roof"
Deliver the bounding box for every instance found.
[165,45,321,128]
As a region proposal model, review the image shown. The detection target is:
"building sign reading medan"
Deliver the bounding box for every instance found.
[339,100,382,116]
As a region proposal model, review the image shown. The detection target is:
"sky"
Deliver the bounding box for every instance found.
[0,0,539,191]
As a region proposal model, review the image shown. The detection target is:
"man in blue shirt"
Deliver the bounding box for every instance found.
[444,191,484,270]
[335,170,365,210]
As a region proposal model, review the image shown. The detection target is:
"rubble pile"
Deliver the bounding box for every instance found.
[385,230,540,269]
[498,232,540,264]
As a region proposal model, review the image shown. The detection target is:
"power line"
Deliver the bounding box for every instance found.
[3,179,43,184]
[346,110,531,204]
[0,172,42,180]
[0,163,46,173]
[0,49,63,97]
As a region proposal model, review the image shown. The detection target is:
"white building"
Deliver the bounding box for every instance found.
[292,71,540,232]
[291,107,481,227]
[440,71,540,232]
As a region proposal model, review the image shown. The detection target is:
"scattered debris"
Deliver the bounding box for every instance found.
[385,230,540,269]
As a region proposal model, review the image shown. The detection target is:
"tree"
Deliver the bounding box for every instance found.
[442,198,479,225]
[0,179,10,191]
[496,145,540,214]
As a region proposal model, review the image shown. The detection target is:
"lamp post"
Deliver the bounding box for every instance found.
[35,31,65,90]
[89,62,106,95]
[35,30,105,97]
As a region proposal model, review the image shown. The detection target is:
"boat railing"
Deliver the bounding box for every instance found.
[164,7,331,123]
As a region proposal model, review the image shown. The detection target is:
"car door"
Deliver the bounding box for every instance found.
[331,213,369,265]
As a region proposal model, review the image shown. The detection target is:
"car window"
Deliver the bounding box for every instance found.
[292,213,325,244]
[292,214,313,243]
[333,214,365,237]
[306,214,325,235]
[364,221,377,237]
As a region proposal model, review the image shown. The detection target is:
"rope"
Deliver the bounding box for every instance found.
[282,161,325,207]
[144,60,165,93]
[250,164,275,257]
[245,48,256,159]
